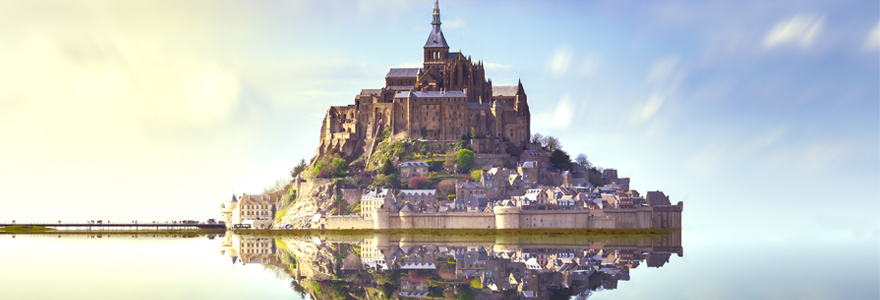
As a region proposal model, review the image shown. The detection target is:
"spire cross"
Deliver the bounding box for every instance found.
[432,0,441,25]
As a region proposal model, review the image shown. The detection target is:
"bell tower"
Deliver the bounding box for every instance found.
[423,0,449,69]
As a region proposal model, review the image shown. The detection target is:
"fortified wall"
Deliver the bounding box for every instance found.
[323,201,683,230]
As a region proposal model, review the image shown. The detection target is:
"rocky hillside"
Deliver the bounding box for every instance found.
[276,178,339,228]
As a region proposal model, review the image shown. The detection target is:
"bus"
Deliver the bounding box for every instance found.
[233,224,251,229]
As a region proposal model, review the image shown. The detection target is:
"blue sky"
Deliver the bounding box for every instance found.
[0,0,877,240]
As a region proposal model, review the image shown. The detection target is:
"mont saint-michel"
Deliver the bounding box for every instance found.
[220,1,683,231]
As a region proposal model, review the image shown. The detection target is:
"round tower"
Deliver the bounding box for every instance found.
[373,206,391,230]
[493,205,521,229]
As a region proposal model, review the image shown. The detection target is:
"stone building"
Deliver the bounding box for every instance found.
[316,0,531,159]
[219,194,275,229]
[360,188,395,219]
[396,189,438,212]
[399,161,429,180]
[456,181,485,198]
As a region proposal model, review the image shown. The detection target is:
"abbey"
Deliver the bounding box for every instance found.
[318,1,531,158]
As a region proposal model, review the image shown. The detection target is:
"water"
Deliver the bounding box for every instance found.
[0,231,876,299]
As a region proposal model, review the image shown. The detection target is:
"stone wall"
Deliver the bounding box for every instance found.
[474,153,515,169]
[311,201,682,230]
[341,188,363,205]
[325,215,374,230]
[389,212,497,229]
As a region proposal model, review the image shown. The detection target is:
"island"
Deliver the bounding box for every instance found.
[219,1,682,231]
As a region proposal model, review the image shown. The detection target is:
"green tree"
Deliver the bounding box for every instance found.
[289,158,308,178]
[544,136,561,151]
[457,287,475,300]
[329,158,348,178]
[549,149,573,171]
[588,167,604,187]
[456,149,475,173]
[379,158,396,175]
[470,169,483,182]
[372,174,401,188]
[575,153,591,168]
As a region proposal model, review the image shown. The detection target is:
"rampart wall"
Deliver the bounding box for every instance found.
[325,215,373,230]
[318,201,683,230]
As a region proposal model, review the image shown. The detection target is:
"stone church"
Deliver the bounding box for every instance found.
[318,1,531,158]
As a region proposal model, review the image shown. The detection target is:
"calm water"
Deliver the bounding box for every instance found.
[0,231,876,299]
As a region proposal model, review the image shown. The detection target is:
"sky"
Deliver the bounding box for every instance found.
[0,0,877,241]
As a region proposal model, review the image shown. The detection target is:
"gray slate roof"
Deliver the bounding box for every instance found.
[425,25,449,48]
[394,90,467,98]
[386,68,421,78]
[400,161,429,167]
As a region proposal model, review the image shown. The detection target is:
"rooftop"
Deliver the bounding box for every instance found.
[385,68,421,78]
[394,90,467,98]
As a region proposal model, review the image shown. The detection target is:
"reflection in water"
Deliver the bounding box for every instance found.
[221,232,683,299]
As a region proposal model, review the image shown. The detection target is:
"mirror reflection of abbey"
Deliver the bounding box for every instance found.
[318,0,530,158]
[223,232,683,299]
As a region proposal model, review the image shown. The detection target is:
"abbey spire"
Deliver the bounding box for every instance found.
[424,0,449,67]
[432,0,442,25]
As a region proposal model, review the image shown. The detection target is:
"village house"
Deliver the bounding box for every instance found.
[219,194,275,229]
[645,191,671,206]
[518,188,548,210]
[602,169,618,185]
[518,161,539,189]
[396,189,438,212]
[480,168,510,200]
[360,188,396,219]
[456,181,485,198]
[399,161,429,180]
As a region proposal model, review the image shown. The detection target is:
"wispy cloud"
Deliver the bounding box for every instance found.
[864,21,880,49]
[443,17,466,30]
[632,56,682,123]
[762,13,825,49]
[545,46,573,76]
[580,54,601,77]
[645,56,679,82]
[533,94,575,129]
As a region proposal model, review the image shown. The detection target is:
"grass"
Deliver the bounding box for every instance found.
[0,228,226,235]
[0,225,55,233]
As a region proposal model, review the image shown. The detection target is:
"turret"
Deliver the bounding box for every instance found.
[423,0,449,68]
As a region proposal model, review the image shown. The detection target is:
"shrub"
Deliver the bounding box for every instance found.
[373,174,401,188]
[408,176,428,189]
[426,160,444,172]
[470,170,483,182]
[456,149,475,173]
[438,179,456,196]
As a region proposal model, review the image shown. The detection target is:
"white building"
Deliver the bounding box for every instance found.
[220,194,275,229]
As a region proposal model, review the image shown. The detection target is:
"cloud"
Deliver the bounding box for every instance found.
[533,95,575,129]
[762,13,825,49]
[864,21,880,49]
[545,46,573,76]
[443,17,465,30]
[186,61,241,126]
[484,62,516,72]
[633,56,682,123]
[646,56,679,82]
[632,92,666,122]
[580,54,601,77]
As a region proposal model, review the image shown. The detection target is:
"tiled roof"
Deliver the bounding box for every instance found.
[398,189,436,196]
[394,90,467,98]
[425,26,448,48]
[385,68,420,78]
[400,161,429,167]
